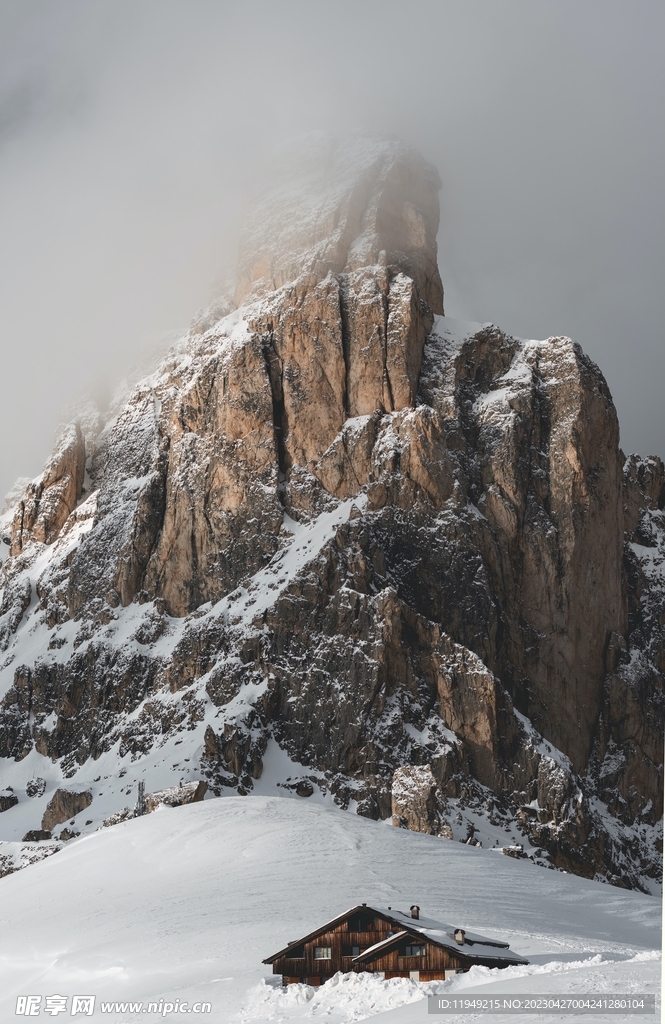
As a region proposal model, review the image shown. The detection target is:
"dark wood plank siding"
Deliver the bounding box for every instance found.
[356,942,464,976]
[270,910,516,984]
[272,911,399,980]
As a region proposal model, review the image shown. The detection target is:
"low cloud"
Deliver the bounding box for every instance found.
[0,1,662,499]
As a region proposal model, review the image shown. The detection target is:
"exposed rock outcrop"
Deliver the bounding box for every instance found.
[0,789,17,813]
[0,134,660,891]
[41,787,92,831]
[587,454,664,827]
[26,778,46,799]
[10,423,85,555]
[22,830,52,842]
[392,765,452,837]
[143,781,207,813]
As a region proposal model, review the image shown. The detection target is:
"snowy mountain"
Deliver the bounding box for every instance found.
[0,796,660,1023]
[0,134,662,895]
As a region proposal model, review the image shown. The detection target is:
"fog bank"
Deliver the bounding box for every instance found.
[1,1,662,500]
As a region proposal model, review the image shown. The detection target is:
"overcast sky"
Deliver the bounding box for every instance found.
[0,1,663,501]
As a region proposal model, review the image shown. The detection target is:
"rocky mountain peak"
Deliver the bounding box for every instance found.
[234,133,444,315]
[0,136,661,894]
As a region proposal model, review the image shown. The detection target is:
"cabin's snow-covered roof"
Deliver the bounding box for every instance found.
[370,906,509,947]
[354,906,528,965]
[263,903,528,965]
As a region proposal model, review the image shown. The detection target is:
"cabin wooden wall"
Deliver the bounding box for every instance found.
[271,910,495,985]
[355,944,465,979]
[272,914,396,982]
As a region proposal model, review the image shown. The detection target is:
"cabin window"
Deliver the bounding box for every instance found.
[404,944,426,957]
[342,946,361,957]
[314,947,332,960]
[348,914,374,932]
[286,945,304,959]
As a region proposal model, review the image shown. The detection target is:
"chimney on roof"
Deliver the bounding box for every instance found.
[454,928,465,945]
[362,902,367,907]
[410,905,420,920]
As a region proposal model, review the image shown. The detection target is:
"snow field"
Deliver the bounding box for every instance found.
[0,795,660,1023]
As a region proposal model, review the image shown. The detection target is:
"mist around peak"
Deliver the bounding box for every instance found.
[0,1,663,498]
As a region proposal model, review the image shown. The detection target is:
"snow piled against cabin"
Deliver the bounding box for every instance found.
[0,796,659,1024]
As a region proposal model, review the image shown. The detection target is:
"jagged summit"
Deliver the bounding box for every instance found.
[0,137,662,893]
[234,133,444,314]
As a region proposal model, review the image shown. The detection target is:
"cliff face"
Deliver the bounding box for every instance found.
[0,136,661,891]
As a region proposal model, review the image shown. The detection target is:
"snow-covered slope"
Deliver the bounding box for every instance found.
[0,797,659,1023]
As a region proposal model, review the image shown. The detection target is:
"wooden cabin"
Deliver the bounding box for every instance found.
[263,903,528,986]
